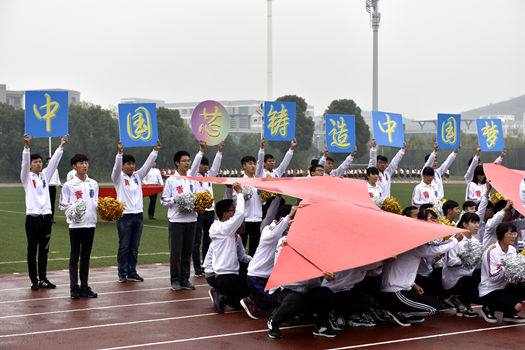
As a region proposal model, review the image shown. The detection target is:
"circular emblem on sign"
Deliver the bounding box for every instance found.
[191,100,230,146]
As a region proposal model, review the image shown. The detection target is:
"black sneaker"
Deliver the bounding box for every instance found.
[406,316,425,323]
[267,317,282,339]
[328,312,346,331]
[31,281,39,290]
[481,306,498,323]
[502,314,525,323]
[181,280,196,290]
[385,310,411,327]
[312,324,339,338]
[369,308,389,322]
[38,279,56,289]
[118,275,127,283]
[194,271,204,277]
[70,285,81,300]
[171,281,182,291]
[81,286,98,298]
[240,296,261,320]
[209,288,225,314]
[127,273,144,282]
[456,307,478,318]
[347,314,376,327]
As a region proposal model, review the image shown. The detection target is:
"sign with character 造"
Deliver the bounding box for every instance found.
[118,103,158,148]
[325,114,355,153]
[25,90,69,137]
[476,118,505,152]
[437,113,461,149]
[372,111,404,148]
[263,101,296,141]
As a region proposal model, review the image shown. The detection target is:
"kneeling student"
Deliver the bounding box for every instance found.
[59,154,99,299]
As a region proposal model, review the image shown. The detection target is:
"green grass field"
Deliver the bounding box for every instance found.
[0,182,469,275]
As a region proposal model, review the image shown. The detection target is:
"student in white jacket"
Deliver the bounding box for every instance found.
[259,137,297,178]
[412,167,439,207]
[479,222,525,323]
[318,145,357,177]
[209,182,250,310]
[21,134,68,290]
[368,138,407,198]
[422,142,459,200]
[59,154,99,299]
[464,146,505,203]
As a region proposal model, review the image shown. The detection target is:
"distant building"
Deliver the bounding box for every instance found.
[0,83,81,109]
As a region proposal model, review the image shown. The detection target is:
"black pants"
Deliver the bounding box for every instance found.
[147,194,157,218]
[168,222,196,284]
[271,287,334,327]
[69,227,95,288]
[247,275,275,309]
[379,289,440,318]
[192,211,214,273]
[446,274,481,308]
[415,267,447,300]
[216,274,250,309]
[240,221,261,257]
[353,275,382,298]
[48,185,57,220]
[333,289,375,316]
[481,284,525,315]
[25,214,52,283]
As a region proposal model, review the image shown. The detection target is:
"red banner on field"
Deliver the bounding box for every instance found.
[98,185,164,199]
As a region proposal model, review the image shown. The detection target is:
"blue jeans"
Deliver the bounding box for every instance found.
[116,213,144,277]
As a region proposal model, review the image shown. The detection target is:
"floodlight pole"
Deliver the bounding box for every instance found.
[266,0,273,101]
[367,1,381,111]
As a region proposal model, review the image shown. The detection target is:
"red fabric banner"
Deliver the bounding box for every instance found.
[182,175,465,290]
[98,185,164,199]
[484,163,525,215]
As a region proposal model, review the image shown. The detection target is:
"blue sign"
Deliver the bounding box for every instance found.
[477,118,504,152]
[372,111,404,148]
[325,114,355,153]
[25,91,68,137]
[263,101,296,141]
[437,113,461,149]
[118,103,158,148]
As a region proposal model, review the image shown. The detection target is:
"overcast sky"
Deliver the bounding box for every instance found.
[1,0,524,119]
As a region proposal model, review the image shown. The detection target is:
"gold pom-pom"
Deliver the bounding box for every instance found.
[521,249,525,257]
[441,197,447,204]
[97,197,125,221]
[260,190,277,202]
[437,218,455,227]
[491,193,505,205]
[194,191,214,214]
[381,196,402,215]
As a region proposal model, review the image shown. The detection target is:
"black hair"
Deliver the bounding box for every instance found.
[418,208,437,220]
[174,150,190,165]
[200,156,209,166]
[310,159,319,167]
[463,201,477,210]
[264,154,274,162]
[122,154,135,164]
[472,165,486,184]
[30,153,42,162]
[493,200,508,214]
[496,222,516,241]
[241,155,256,166]
[402,206,418,217]
[377,155,388,163]
[419,203,434,212]
[309,164,324,175]
[326,157,334,163]
[443,200,459,216]
[468,156,482,166]
[46,157,51,162]
[276,204,293,220]
[70,153,89,165]
[422,167,435,177]
[424,154,432,162]
[457,212,480,228]
[366,167,379,180]
[216,199,234,220]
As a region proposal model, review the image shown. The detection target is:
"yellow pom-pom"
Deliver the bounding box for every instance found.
[521,249,525,257]
[437,218,455,227]
[97,197,125,221]
[194,191,214,214]
[441,197,447,204]
[260,190,277,202]
[491,193,505,205]
[381,196,402,215]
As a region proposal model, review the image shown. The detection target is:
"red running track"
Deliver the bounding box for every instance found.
[1,264,524,350]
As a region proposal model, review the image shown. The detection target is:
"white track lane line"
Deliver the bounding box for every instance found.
[325,323,525,350]
[0,284,209,304]
[0,310,242,339]
[0,296,210,320]
[97,325,310,350]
